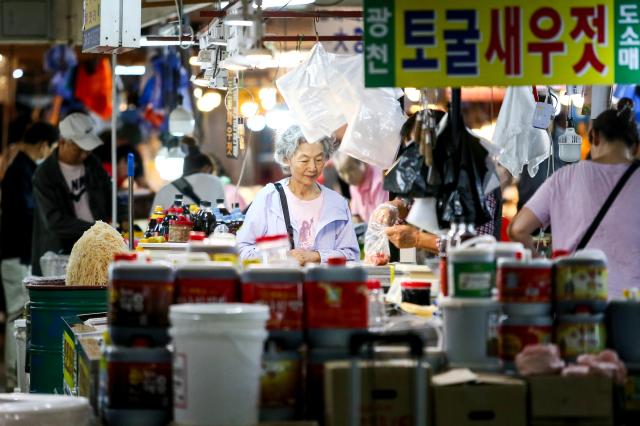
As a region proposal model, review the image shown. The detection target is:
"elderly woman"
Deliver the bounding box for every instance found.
[237,126,359,265]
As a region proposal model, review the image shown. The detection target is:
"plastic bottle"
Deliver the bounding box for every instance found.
[367,280,386,328]
[216,199,230,216]
[197,201,216,235]
[440,221,460,297]
[161,208,179,240]
[172,194,184,211]
[454,221,477,246]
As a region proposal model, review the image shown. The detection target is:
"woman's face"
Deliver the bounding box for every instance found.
[288,142,326,186]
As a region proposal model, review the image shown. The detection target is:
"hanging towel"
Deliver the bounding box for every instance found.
[493,86,551,178]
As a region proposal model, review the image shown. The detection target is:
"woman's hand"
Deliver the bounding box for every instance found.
[289,249,321,266]
[384,225,420,249]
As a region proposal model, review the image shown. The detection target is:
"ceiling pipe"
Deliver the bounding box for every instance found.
[200,10,362,18]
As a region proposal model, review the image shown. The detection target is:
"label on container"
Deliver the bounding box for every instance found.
[210,253,239,264]
[173,353,187,410]
[450,261,494,297]
[556,321,606,359]
[261,355,302,410]
[63,332,76,395]
[498,266,552,303]
[499,324,552,361]
[110,280,174,327]
[107,360,172,410]
[176,278,238,303]
[556,265,608,301]
[242,283,303,331]
[305,281,368,329]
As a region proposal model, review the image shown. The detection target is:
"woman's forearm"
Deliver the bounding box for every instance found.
[416,231,439,254]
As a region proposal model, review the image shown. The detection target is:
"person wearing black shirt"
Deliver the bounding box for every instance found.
[0,122,57,390]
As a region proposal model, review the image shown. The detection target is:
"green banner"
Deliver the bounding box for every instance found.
[363,0,395,87]
[614,0,640,83]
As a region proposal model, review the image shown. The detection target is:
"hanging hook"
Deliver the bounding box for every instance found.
[314,18,320,43]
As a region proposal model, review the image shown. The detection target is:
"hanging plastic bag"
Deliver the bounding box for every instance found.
[276,44,347,142]
[339,89,404,169]
[363,204,398,266]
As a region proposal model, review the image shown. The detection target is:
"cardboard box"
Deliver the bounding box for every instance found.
[324,359,431,426]
[529,375,613,426]
[77,335,103,412]
[61,313,107,396]
[433,369,527,426]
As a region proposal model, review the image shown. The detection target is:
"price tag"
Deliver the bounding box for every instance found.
[532,102,555,130]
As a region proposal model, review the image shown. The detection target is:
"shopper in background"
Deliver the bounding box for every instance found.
[0,122,58,389]
[333,152,388,223]
[31,112,111,276]
[509,103,640,299]
[205,153,248,211]
[237,125,359,265]
[151,139,225,211]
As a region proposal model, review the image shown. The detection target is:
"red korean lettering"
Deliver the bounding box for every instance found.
[485,7,523,76]
[569,5,608,75]
[527,7,566,76]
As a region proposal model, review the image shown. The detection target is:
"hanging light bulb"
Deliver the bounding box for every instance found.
[197,91,222,112]
[404,87,421,103]
[259,87,277,111]
[193,87,203,99]
[265,108,293,130]
[240,101,259,118]
[247,115,266,132]
[169,96,195,136]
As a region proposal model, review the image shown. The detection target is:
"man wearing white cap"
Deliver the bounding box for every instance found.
[31,112,111,275]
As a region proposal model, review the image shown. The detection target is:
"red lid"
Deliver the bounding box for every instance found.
[327,256,347,266]
[552,249,570,259]
[170,219,193,226]
[189,231,206,241]
[367,280,382,290]
[114,252,137,262]
[401,281,431,289]
[575,305,593,314]
[256,234,288,244]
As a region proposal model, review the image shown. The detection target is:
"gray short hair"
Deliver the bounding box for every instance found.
[274,125,335,174]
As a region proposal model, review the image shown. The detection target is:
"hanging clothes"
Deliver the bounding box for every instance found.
[74,58,113,120]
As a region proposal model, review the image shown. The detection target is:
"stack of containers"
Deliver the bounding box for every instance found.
[241,265,305,421]
[304,258,368,421]
[496,258,553,369]
[553,251,608,360]
[103,253,174,426]
[441,238,501,370]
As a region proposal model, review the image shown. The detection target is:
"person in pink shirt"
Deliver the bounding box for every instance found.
[333,152,388,223]
[509,103,640,299]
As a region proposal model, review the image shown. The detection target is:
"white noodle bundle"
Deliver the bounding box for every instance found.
[66,221,127,286]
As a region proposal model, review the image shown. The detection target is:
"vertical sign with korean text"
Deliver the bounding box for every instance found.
[615,0,640,82]
[226,75,240,159]
[82,0,101,52]
[364,0,632,87]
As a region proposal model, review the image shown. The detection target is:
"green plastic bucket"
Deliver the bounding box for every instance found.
[27,284,107,394]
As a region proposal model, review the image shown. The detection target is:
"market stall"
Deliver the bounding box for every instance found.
[3,0,640,425]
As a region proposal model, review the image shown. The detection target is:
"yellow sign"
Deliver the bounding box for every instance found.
[83,0,101,31]
[364,0,624,87]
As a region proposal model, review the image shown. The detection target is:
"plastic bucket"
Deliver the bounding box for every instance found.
[441,297,502,370]
[0,393,92,426]
[448,247,495,298]
[170,303,269,426]
[26,284,107,394]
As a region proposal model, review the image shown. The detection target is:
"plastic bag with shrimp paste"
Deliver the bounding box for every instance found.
[364,204,399,266]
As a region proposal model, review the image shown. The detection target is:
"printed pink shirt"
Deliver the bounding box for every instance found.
[526,161,640,299]
[350,164,389,222]
[283,185,324,250]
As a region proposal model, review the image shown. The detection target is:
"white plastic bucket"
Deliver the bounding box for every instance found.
[169,303,269,426]
[0,393,92,426]
[13,319,27,393]
[440,297,502,370]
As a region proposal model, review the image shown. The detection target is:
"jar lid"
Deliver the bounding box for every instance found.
[327,257,347,266]
[114,252,137,262]
[256,234,288,244]
[189,231,206,241]
[552,249,571,259]
[367,280,382,290]
[401,281,431,289]
[170,219,193,226]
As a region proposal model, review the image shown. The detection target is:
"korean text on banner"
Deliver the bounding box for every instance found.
[364,0,639,87]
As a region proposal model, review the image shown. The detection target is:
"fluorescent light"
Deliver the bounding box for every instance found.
[140,37,195,47]
[219,58,249,71]
[255,0,315,8]
[12,69,23,79]
[115,65,146,76]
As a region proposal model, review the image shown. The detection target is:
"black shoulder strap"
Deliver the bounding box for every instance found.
[171,177,202,206]
[576,160,639,250]
[273,182,295,250]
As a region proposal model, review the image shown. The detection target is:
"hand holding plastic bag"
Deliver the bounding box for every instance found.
[364,204,398,265]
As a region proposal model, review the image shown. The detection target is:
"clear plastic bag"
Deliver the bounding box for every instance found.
[364,204,399,265]
[276,44,347,142]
